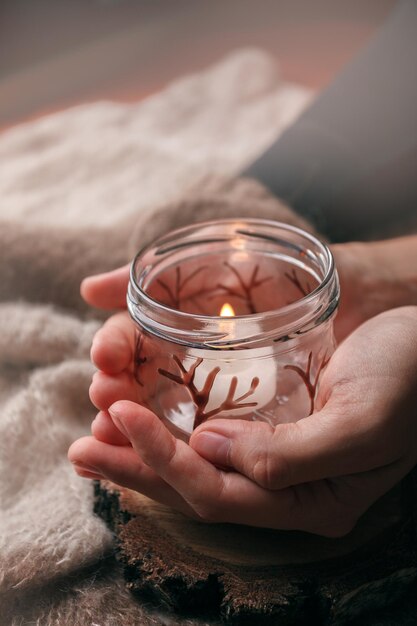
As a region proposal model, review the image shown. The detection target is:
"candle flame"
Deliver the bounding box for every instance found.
[220,302,235,317]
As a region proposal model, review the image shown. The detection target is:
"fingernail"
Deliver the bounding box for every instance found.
[72,462,102,476]
[192,432,231,466]
[92,333,127,354]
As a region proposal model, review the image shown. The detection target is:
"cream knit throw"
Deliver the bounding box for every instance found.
[0,50,311,625]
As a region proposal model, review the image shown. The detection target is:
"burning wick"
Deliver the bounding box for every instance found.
[220,302,235,317]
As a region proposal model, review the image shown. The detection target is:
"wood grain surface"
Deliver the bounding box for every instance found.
[95,467,417,624]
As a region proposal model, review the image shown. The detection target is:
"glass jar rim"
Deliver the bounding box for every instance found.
[128,218,339,347]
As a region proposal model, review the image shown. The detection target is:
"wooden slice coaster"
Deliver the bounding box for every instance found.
[94,469,417,625]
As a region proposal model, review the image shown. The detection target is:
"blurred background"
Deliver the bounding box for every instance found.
[0,0,396,129]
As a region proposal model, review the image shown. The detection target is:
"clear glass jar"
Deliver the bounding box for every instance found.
[127,219,339,440]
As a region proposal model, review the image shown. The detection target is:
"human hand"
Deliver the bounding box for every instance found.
[332,235,417,340]
[69,306,417,536]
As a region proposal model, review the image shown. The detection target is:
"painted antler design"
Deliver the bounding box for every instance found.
[155,262,274,315]
[158,356,259,429]
[284,269,312,298]
[134,334,147,387]
[215,262,273,314]
[284,351,330,416]
[157,266,209,309]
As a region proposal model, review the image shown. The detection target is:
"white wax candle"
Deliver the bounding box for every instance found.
[192,352,277,416]
[166,303,277,434]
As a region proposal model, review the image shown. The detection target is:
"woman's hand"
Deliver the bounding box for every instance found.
[332,235,417,340]
[68,305,417,537]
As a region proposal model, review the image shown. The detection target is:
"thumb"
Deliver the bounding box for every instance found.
[189,405,373,490]
[81,263,130,309]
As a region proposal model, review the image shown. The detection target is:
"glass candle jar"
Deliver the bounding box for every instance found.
[127,219,339,441]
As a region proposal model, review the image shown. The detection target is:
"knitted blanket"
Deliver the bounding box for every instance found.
[0,50,311,625]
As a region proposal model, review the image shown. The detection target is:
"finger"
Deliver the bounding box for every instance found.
[108,401,228,512]
[189,401,401,491]
[91,410,131,446]
[107,401,302,527]
[70,430,300,530]
[107,400,375,535]
[81,264,130,310]
[91,311,135,374]
[89,370,139,411]
[68,436,196,516]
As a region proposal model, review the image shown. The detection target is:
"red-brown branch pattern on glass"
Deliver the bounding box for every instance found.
[214,262,273,314]
[134,333,147,387]
[155,262,274,315]
[158,356,260,429]
[284,269,312,298]
[156,266,209,310]
[284,351,330,416]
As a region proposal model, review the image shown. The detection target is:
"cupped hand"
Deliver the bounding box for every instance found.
[69,304,417,537]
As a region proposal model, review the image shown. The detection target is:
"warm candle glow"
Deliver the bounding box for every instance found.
[220,302,235,317]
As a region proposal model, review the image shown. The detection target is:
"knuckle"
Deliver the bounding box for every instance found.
[252,452,289,489]
[251,423,295,489]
